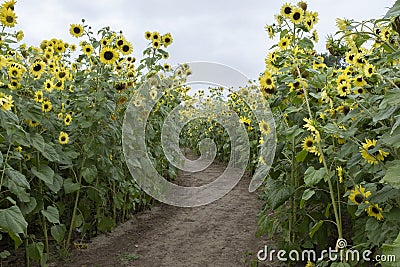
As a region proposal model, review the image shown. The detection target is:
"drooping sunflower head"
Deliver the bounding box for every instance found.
[366,203,383,221]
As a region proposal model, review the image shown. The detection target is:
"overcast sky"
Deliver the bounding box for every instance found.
[15,0,394,79]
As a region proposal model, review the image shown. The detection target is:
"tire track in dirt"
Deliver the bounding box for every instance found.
[58,154,273,267]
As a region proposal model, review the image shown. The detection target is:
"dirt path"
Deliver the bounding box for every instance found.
[58,154,272,267]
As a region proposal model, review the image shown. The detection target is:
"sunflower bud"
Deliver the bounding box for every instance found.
[298,1,307,11]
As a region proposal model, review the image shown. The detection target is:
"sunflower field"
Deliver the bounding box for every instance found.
[1,0,400,266]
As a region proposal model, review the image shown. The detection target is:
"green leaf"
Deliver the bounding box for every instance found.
[0,206,28,248]
[300,189,315,208]
[46,173,63,193]
[5,167,30,190]
[373,106,398,122]
[0,250,11,259]
[81,166,97,183]
[296,150,308,162]
[41,206,60,224]
[30,133,45,152]
[381,232,400,267]
[97,216,116,233]
[26,241,44,262]
[304,167,325,186]
[309,220,324,238]
[63,178,80,194]
[381,161,400,189]
[385,0,400,18]
[20,197,37,215]
[31,165,54,185]
[50,224,66,244]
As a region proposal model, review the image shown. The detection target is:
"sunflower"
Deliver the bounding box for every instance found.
[0,93,13,111]
[360,138,389,164]
[151,31,160,42]
[99,46,119,65]
[16,30,24,41]
[69,24,84,38]
[280,3,293,18]
[366,203,384,221]
[152,40,161,49]
[44,79,53,92]
[30,60,45,77]
[353,75,367,87]
[337,83,351,97]
[349,185,371,205]
[42,100,52,112]
[64,113,72,126]
[7,79,20,90]
[265,24,274,39]
[144,31,152,40]
[278,37,290,50]
[259,120,271,135]
[259,71,275,94]
[58,131,69,145]
[0,7,17,27]
[34,91,43,103]
[290,7,304,24]
[115,35,126,48]
[302,136,316,151]
[8,64,23,79]
[303,118,321,142]
[162,33,173,47]
[345,51,356,64]
[81,43,94,56]
[163,63,171,71]
[364,63,375,78]
[27,120,40,127]
[119,41,133,55]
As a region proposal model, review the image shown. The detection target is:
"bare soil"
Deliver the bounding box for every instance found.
[56,154,274,267]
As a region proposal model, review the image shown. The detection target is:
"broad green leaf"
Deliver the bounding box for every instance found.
[385,0,400,18]
[381,161,400,189]
[304,167,325,186]
[81,166,98,183]
[20,197,37,215]
[0,250,11,259]
[31,165,54,185]
[26,241,44,262]
[5,167,30,190]
[97,216,115,233]
[41,206,60,224]
[381,232,400,267]
[296,150,308,162]
[309,220,324,238]
[50,224,66,244]
[46,173,63,193]
[373,106,398,122]
[300,189,315,208]
[0,206,28,248]
[63,178,80,194]
[30,133,45,152]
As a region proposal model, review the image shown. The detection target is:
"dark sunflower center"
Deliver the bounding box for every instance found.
[284,7,292,14]
[11,70,18,76]
[367,145,375,151]
[46,83,51,88]
[122,45,130,52]
[354,194,364,204]
[86,48,91,53]
[146,33,151,38]
[293,12,301,20]
[33,64,41,71]
[153,34,159,39]
[306,140,313,147]
[104,51,114,60]
[343,106,350,114]
[358,88,363,93]
[56,81,62,87]
[61,136,66,141]
[357,77,363,82]
[282,41,287,46]
[349,55,354,60]
[266,78,272,85]
[44,104,49,109]
[59,72,66,78]
[371,207,379,214]
[154,41,159,47]
[73,27,81,34]
[6,16,13,23]
[307,20,312,26]
[117,40,124,46]
[164,37,171,43]
[368,68,373,74]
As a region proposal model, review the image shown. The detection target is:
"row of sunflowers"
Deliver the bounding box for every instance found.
[181,1,400,267]
[0,1,191,265]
